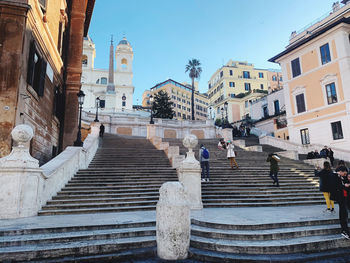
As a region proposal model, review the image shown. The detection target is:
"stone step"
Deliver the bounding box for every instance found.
[203,200,324,207]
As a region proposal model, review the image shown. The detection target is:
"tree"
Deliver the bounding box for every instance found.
[185,59,202,120]
[152,90,175,119]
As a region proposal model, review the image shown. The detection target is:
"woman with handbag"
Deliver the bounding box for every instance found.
[227,141,239,169]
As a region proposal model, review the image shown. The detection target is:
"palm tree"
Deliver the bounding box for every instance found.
[185,59,202,120]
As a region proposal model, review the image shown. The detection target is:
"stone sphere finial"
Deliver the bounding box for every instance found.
[11,124,34,147]
[182,134,198,152]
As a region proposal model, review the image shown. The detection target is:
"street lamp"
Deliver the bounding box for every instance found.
[94,97,100,122]
[221,107,224,129]
[224,101,228,128]
[74,90,85,146]
[149,95,154,124]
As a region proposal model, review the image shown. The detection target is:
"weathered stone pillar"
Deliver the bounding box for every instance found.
[177,134,203,210]
[63,0,88,149]
[156,182,190,260]
[147,124,156,140]
[0,125,43,219]
[222,128,233,142]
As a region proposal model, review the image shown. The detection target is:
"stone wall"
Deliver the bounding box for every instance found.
[82,111,216,139]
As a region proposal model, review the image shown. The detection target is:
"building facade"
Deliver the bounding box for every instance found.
[270,0,350,149]
[0,0,94,164]
[81,36,134,113]
[207,60,282,123]
[143,79,209,120]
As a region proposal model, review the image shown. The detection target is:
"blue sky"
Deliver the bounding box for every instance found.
[88,0,338,104]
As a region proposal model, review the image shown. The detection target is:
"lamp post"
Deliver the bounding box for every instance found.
[149,95,154,124]
[224,101,228,128]
[94,97,100,122]
[74,90,85,146]
[221,107,224,129]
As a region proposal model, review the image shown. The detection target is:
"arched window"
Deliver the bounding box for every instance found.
[121,58,127,69]
[82,55,88,67]
[101,77,107,84]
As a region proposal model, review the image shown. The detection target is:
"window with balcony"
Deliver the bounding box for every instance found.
[331,121,343,140]
[325,82,337,104]
[244,83,251,91]
[243,71,250,79]
[300,128,310,145]
[291,58,301,78]
[320,43,331,65]
[259,72,264,78]
[295,93,306,113]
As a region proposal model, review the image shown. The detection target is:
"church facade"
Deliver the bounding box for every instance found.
[81,36,134,113]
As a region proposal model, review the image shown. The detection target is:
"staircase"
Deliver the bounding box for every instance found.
[39,134,177,216]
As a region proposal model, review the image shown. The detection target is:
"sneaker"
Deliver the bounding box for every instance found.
[323,208,330,213]
[206,178,210,182]
[341,231,350,240]
[331,208,335,213]
[201,179,205,182]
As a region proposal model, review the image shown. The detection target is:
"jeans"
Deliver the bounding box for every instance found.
[269,171,279,186]
[339,199,349,232]
[201,161,209,179]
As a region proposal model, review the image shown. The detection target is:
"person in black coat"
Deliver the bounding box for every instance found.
[330,166,350,239]
[328,148,334,167]
[315,161,335,212]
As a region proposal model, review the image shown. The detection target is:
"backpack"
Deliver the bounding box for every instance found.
[202,148,209,159]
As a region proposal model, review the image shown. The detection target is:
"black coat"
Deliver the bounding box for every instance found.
[314,169,334,192]
[329,173,346,202]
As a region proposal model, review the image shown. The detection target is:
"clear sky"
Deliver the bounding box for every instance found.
[88,0,338,104]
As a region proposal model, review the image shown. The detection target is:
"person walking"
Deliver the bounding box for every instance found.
[199,144,210,182]
[99,124,105,138]
[227,141,238,169]
[330,166,350,239]
[328,148,334,167]
[314,161,335,213]
[267,153,280,187]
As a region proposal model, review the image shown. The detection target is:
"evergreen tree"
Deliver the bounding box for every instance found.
[152,91,175,119]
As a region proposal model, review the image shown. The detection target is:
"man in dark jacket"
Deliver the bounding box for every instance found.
[330,166,350,239]
[199,144,210,182]
[267,153,280,187]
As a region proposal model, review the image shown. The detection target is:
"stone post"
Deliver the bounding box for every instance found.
[147,124,156,140]
[156,182,190,260]
[177,134,203,210]
[90,122,100,136]
[222,128,233,142]
[0,125,43,219]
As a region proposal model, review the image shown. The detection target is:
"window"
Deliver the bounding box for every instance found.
[182,106,186,110]
[243,71,250,79]
[244,83,251,91]
[272,76,277,81]
[291,58,301,78]
[259,72,264,78]
[274,100,280,114]
[187,115,191,119]
[82,55,88,67]
[325,82,337,104]
[27,41,47,97]
[331,121,343,140]
[260,84,264,89]
[177,104,181,109]
[320,43,331,65]
[229,82,235,87]
[183,114,186,119]
[296,93,306,113]
[263,106,268,117]
[280,76,283,81]
[300,128,310,145]
[230,70,233,76]
[177,112,181,117]
[101,77,107,84]
[122,101,126,107]
[220,71,223,78]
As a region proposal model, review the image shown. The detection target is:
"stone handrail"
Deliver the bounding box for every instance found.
[39,133,99,208]
[260,135,350,163]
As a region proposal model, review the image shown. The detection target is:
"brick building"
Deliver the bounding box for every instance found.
[0,0,95,165]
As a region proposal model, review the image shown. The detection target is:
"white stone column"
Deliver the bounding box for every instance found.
[147,124,156,140]
[156,182,190,260]
[0,125,43,219]
[177,134,203,210]
[222,128,233,142]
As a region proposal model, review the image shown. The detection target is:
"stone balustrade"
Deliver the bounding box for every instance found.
[0,125,99,219]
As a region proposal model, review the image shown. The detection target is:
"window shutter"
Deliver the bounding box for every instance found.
[27,41,35,85]
[38,59,47,97]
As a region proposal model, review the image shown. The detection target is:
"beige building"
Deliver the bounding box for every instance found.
[143,79,209,120]
[208,60,282,122]
[269,1,350,149]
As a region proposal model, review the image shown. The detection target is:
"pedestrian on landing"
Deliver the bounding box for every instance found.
[328,148,334,167]
[330,166,350,239]
[226,141,239,169]
[267,153,280,187]
[217,139,226,150]
[199,144,210,182]
[99,124,105,138]
[314,161,335,213]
